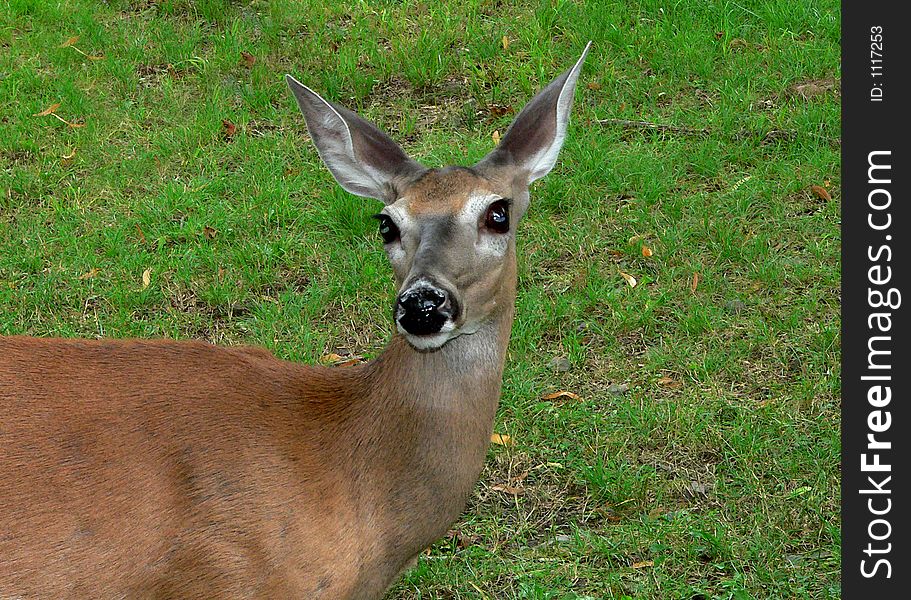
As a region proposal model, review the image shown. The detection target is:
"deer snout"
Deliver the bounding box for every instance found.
[395,282,459,337]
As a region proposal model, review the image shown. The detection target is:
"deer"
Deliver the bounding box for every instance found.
[0,43,590,599]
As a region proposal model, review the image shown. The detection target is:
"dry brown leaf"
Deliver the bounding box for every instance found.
[320,353,365,367]
[491,130,500,145]
[222,119,237,140]
[240,51,256,68]
[490,433,512,446]
[690,272,700,293]
[810,184,831,201]
[487,104,513,119]
[336,358,364,367]
[134,223,147,245]
[632,560,654,569]
[657,376,682,389]
[33,103,61,117]
[542,390,582,401]
[59,36,80,48]
[78,268,100,280]
[141,268,152,290]
[490,483,524,495]
[501,35,509,50]
[203,225,218,240]
[641,245,653,257]
[619,271,637,288]
[586,82,602,91]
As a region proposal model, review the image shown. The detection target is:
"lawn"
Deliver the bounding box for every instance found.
[0,0,841,598]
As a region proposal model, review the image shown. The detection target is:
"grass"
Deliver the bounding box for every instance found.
[1,0,840,598]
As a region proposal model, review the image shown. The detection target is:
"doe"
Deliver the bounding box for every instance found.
[0,44,590,599]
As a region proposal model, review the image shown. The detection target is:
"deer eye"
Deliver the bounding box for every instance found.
[372,214,400,244]
[484,199,510,234]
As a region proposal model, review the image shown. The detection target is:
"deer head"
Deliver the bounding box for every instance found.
[287,43,589,352]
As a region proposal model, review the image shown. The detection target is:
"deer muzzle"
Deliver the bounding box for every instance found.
[395,280,459,337]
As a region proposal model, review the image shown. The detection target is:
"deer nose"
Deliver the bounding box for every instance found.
[396,286,452,336]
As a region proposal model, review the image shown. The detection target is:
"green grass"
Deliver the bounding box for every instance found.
[1,0,840,598]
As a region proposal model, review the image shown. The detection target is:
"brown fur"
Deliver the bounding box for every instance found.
[404,167,492,214]
[0,303,513,598]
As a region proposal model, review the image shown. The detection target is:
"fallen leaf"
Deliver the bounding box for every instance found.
[490,483,524,495]
[134,223,146,245]
[222,119,237,140]
[490,433,512,446]
[657,376,682,389]
[203,225,218,240]
[336,358,364,367]
[542,390,582,401]
[59,36,80,48]
[487,104,513,119]
[320,353,364,367]
[33,103,61,117]
[690,272,699,293]
[632,560,654,569]
[501,35,510,50]
[491,130,500,145]
[141,267,152,290]
[240,51,256,68]
[78,268,100,280]
[619,271,637,288]
[641,245,653,257]
[586,82,602,91]
[810,184,831,201]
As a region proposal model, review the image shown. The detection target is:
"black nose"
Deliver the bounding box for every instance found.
[397,287,450,336]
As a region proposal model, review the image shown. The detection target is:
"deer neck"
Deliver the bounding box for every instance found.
[349,298,515,551]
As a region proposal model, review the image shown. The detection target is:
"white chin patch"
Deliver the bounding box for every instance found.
[398,321,457,351]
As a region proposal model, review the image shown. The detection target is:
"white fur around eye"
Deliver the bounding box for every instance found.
[379,202,414,263]
[458,192,510,258]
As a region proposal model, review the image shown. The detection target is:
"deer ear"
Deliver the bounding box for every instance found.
[286,76,425,203]
[476,42,590,184]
